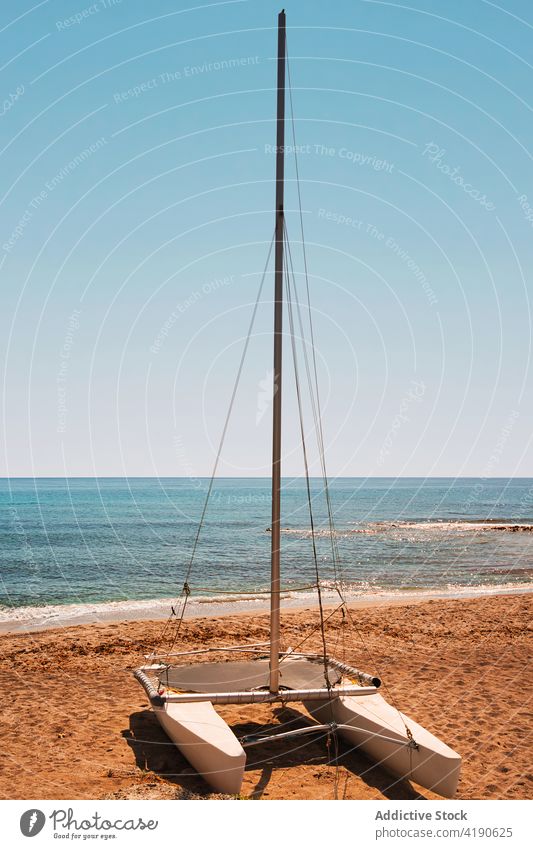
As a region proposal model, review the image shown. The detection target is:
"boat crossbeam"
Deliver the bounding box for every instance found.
[241,722,417,749]
[242,723,335,746]
[161,685,377,705]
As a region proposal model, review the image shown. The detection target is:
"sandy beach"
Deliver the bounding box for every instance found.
[0,593,531,801]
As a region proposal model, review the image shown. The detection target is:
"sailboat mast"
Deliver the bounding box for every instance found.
[269,8,286,694]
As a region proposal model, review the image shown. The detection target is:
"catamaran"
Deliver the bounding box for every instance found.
[134,10,461,799]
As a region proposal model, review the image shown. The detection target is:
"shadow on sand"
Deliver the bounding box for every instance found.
[123,710,208,795]
[124,706,425,800]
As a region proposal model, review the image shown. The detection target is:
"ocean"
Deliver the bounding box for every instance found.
[1,477,532,629]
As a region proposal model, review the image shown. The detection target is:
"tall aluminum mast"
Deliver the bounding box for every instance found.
[269,8,286,693]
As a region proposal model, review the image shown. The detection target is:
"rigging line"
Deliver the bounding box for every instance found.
[285,54,352,655]
[283,234,331,690]
[191,583,319,595]
[284,53,411,747]
[282,222,323,472]
[285,72,368,705]
[283,220,343,583]
[286,244,341,801]
[340,600,416,742]
[283,248,342,585]
[285,216,342,581]
[281,227,324,495]
[155,229,276,654]
[278,602,345,662]
[283,198,343,791]
[284,229,341,799]
[285,46,343,588]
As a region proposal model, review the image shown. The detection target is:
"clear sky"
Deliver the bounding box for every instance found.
[1,0,532,478]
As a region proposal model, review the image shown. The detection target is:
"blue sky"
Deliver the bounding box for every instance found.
[1,0,532,477]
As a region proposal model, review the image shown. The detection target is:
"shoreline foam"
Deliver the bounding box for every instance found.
[1,581,532,634]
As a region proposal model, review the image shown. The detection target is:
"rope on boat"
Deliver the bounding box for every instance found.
[154,229,276,656]
[284,39,418,758]
[189,583,319,596]
[283,193,340,795]
[284,235,331,688]
[285,40,347,792]
[286,48,343,590]
[278,603,345,663]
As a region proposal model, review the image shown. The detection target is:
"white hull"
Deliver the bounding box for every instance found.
[305,690,461,798]
[155,698,246,795]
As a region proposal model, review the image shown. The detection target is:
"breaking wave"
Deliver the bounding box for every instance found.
[280,519,533,538]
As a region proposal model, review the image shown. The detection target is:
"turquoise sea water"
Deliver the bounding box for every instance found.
[1,477,532,626]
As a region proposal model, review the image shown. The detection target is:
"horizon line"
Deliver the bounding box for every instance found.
[1,475,533,481]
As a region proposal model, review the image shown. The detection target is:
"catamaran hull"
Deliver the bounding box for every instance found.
[304,691,461,798]
[155,699,246,795]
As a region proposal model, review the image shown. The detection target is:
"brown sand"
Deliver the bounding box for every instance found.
[0,593,531,801]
